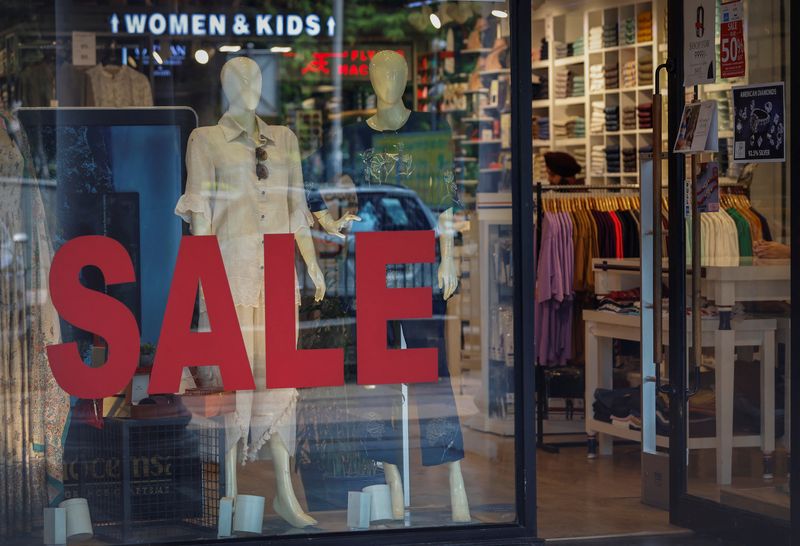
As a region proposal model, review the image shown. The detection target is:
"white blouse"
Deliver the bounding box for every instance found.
[175,113,313,307]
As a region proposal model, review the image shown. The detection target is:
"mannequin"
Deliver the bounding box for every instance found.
[366,50,470,523]
[175,57,322,528]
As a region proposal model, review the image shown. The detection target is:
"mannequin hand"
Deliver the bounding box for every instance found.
[438,259,459,300]
[317,210,362,239]
[308,262,326,302]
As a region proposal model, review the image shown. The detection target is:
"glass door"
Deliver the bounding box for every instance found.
[666,0,794,541]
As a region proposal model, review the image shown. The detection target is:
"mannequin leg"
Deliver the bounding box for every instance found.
[383,463,405,519]
[225,444,238,499]
[270,434,317,528]
[449,461,470,522]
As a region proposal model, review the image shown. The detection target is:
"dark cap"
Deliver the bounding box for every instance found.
[544,151,581,179]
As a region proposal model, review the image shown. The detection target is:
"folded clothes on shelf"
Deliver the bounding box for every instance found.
[622,146,637,172]
[589,26,603,50]
[622,106,637,130]
[554,40,568,59]
[622,60,637,88]
[590,101,605,133]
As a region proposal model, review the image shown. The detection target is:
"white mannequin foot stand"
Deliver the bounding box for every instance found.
[383,461,471,522]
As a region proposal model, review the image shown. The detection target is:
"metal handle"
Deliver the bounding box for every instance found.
[652,64,668,394]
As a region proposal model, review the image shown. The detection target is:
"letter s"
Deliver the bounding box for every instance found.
[46,236,140,399]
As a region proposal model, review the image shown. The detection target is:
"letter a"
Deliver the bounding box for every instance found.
[149,236,254,394]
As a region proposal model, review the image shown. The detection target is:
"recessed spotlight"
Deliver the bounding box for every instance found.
[430,13,442,29]
[270,46,292,53]
[219,44,242,53]
[194,49,209,64]
[492,9,508,18]
[152,50,164,64]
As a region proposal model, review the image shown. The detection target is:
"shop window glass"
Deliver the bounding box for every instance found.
[0,1,517,543]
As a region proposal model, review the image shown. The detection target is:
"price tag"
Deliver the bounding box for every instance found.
[720,0,745,79]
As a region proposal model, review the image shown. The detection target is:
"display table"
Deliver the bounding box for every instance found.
[593,258,791,485]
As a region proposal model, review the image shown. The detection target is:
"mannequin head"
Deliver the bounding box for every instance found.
[221,57,262,112]
[369,50,408,105]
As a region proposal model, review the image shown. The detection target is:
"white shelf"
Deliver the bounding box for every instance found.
[557,137,587,146]
[464,88,489,95]
[555,96,586,106]
[533,139,552,147]
[480,168,505,174]
[458,179,479,186]
[554,56,585,67]
[532,99,550,108]
[532,60,549,69]
[454,156,478,162]
[462,116,495,123]
[463,48,491,55]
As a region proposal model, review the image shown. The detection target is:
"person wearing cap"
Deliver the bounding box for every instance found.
[544,151,583,185]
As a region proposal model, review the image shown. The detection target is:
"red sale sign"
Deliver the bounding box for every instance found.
[720,0,745,79]
[46,232,438,399]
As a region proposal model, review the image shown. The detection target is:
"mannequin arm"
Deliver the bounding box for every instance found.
[437,208,458,300]
[295,226,325,302]
[190,212,211,236]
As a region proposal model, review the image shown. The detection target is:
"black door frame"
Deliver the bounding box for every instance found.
[665,0,796,543]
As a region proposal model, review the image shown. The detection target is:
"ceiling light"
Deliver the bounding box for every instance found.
[492,9,508,18]
[270,46,292,53]
[152,50,164,64]
[219,44,242,53]
[430,13,442,29]
[194,49,210,64]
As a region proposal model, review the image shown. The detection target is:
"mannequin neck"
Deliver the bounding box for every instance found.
[226,106,258,140]
[369,98,411,131]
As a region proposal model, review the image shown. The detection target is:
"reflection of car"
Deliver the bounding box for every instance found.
[305,184,440,299]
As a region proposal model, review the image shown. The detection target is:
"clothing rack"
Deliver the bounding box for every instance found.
[533,182,642,452]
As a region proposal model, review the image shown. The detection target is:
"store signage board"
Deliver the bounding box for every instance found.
[732,82,785,163]
[720,0,745,79]
[45,231,440,400]
[674,100,718,154]
[72,31,96,66]
[683,0,716,86]
[110,12,336,38]
[695,162,720,213]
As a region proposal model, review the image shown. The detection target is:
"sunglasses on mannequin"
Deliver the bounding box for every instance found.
[256,145,269,179]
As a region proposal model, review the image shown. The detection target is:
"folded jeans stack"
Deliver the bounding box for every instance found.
[591,145,606,175]
[569,36,585,56]
[572,75,585,97]
[637,11,653,42]
[589,26,603,50]
[533,73,548,99]
[589,63,605,93]
[622,146,637,172]
[638,58,653,85]
[622,105,637,130]
[572,147,587,173]
[603,22,618,47]
[591,100,605,133]
[553,118,569,139]
[554,40,568,59]
[565,116,586,138]
[637,102,653,129]
[622,60,637,88]
[604,105,620,132]
[622,17,636,45]
[533,152,547,181]
[554,67,573,99]
[535,116,550,139]
[605,145,621,173]
[604,63,619,90]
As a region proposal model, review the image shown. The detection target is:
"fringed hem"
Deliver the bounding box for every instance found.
[236,390,299,465]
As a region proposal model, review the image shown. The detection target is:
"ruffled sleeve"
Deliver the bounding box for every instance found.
[175,129,214,224]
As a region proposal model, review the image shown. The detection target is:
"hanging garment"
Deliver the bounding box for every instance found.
[0,111,70,538]
[85,65,153,107]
